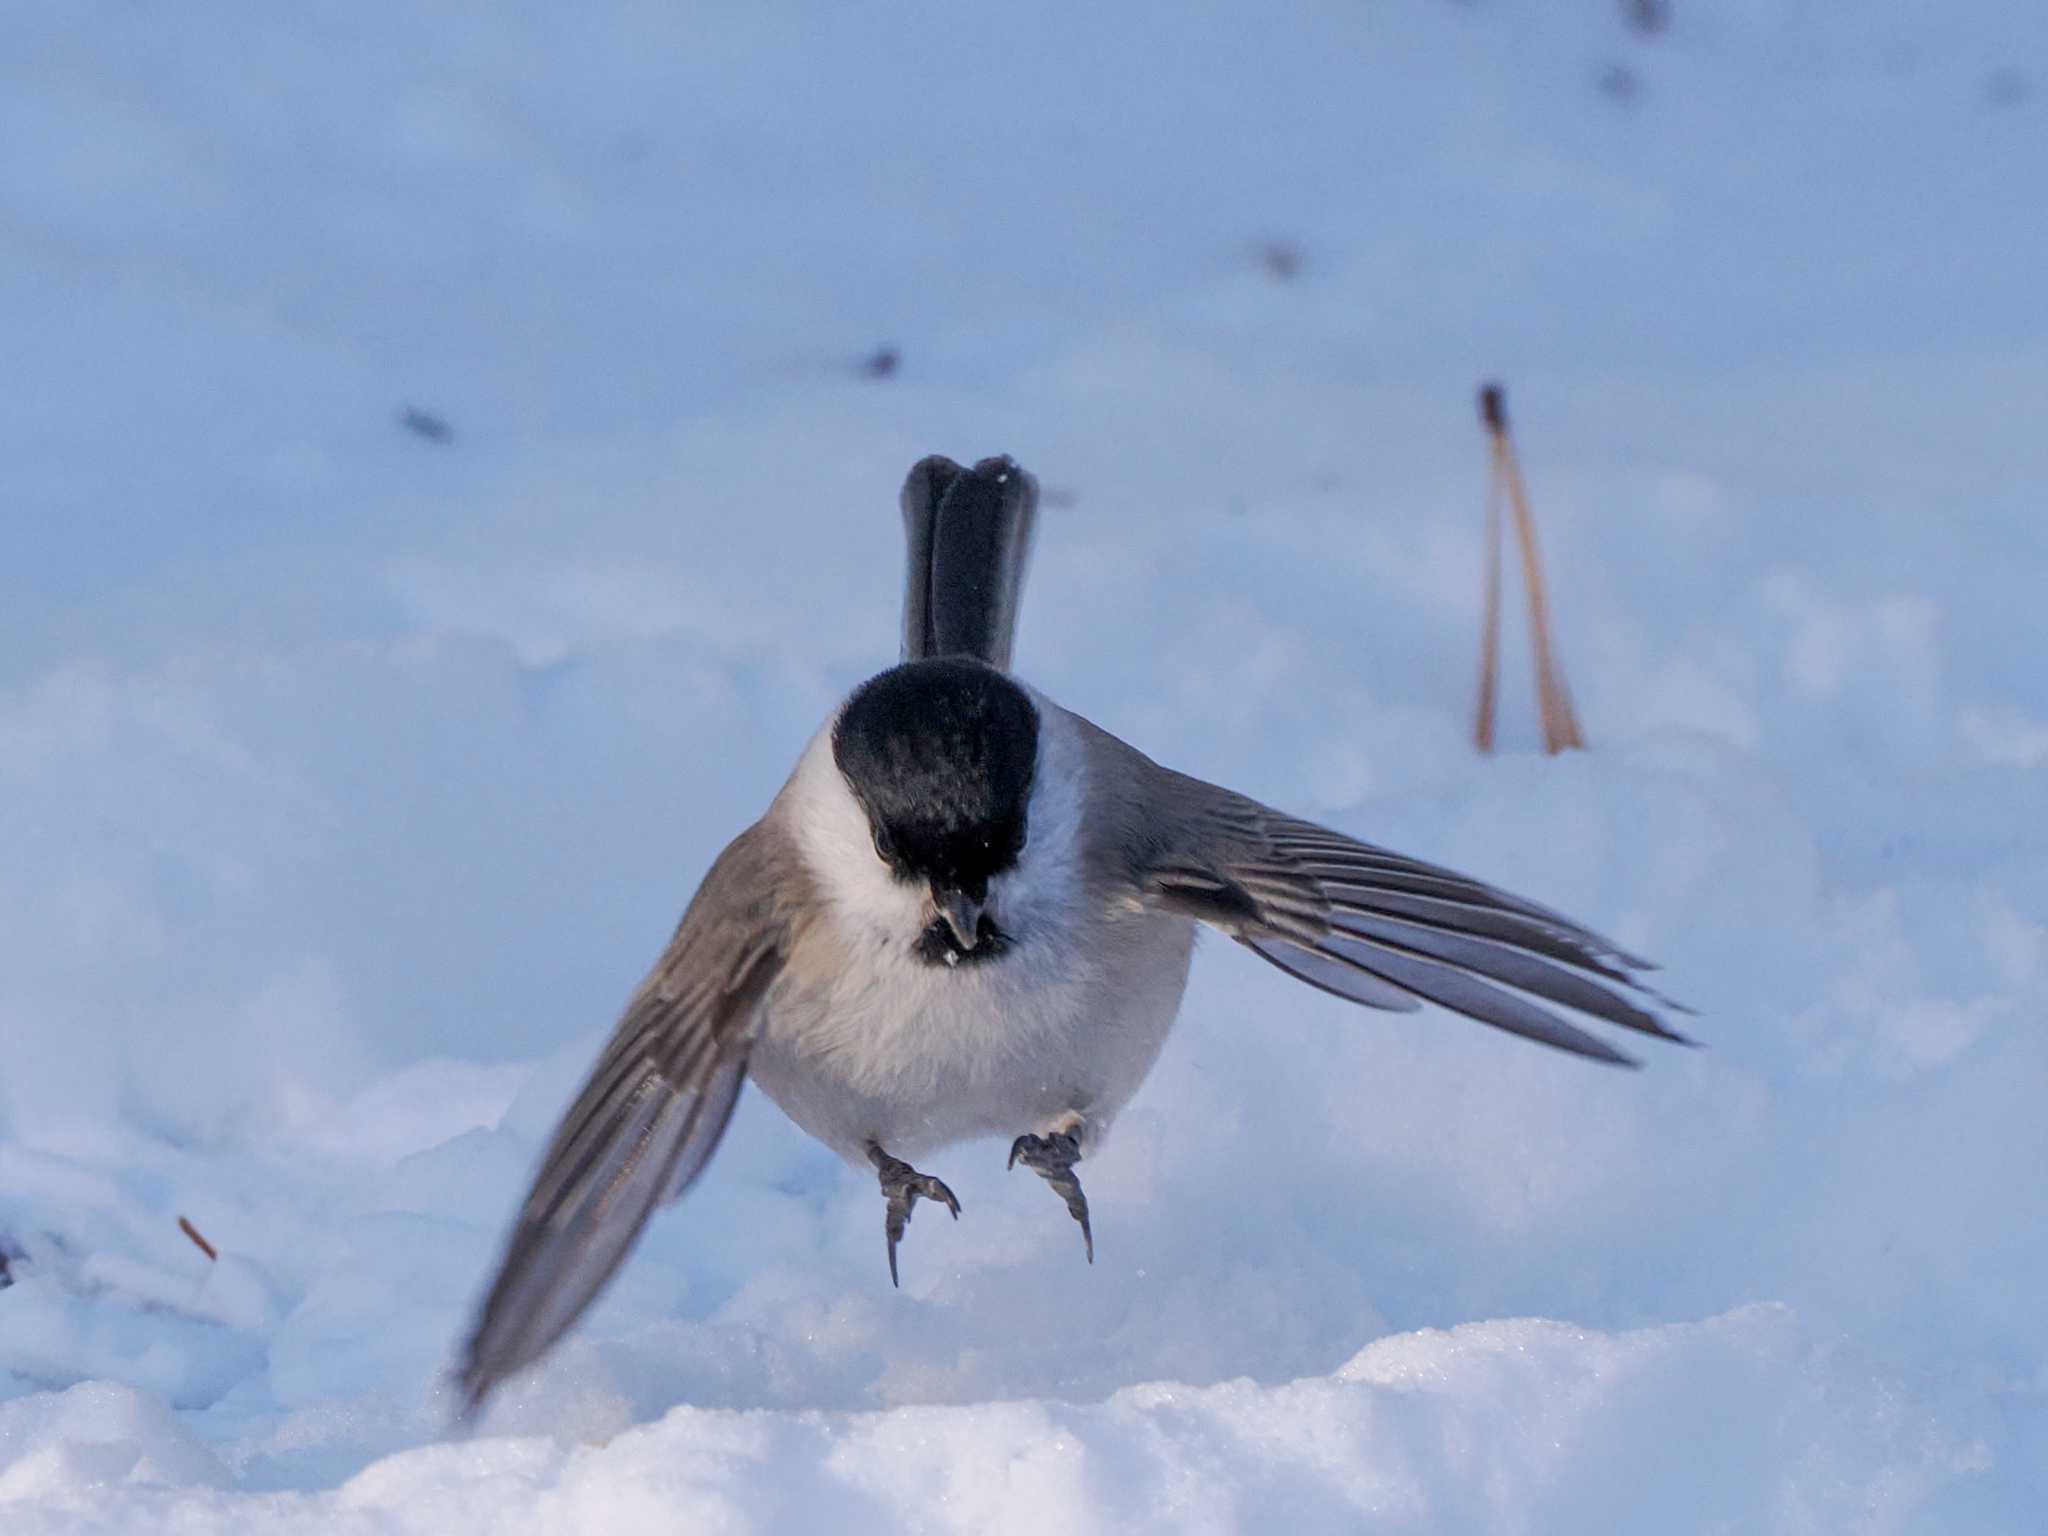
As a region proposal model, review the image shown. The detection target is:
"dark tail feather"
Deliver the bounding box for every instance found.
[899,455,1038,671]
[898,456,961,660]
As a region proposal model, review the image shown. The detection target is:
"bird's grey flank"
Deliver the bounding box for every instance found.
[452,454,1690,1418]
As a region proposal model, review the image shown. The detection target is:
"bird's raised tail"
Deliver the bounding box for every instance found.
[899,455,1039,671]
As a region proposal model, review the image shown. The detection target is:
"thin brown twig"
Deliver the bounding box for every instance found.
[178,1216,218,1263]
[1475,382,1586,755]
[1499,435,1586,753]
[1474,430,1504,754]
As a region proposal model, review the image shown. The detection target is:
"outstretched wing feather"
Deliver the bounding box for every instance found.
[454,825,792,1417]
[1135,769,1685,1065]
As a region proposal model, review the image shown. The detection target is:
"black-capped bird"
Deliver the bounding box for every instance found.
[455,455,1686,1416]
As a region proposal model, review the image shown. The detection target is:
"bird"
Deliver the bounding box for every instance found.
[452,453,1688,1416]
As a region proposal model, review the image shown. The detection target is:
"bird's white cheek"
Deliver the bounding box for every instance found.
[784,728,920,944]
[834,863,928,950]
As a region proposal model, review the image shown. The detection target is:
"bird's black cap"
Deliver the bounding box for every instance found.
[832,658,1039,899]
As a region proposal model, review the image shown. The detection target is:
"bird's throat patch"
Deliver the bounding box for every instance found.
[913,915,1013,968]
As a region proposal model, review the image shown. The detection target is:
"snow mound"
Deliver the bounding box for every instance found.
[5,1309,1983,1534]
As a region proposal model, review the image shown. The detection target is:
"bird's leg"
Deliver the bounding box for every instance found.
[1008,1124,1093,1263]
[865,1140,960,1288]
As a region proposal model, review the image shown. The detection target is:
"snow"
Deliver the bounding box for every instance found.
[0,1309,1994,1533]
[3,0,2045,1529]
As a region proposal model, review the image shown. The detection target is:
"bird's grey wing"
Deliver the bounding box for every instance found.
[454,822,794,1417]
[1129,768,1689,1066]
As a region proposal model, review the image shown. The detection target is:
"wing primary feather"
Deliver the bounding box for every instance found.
[1303,935,1640,1065]
[1292,860,1649,967]
[1321,900,1693,1026]
[663,1055,747,1202]
[1321,919,1691,1044]
[452,825,789,1421]
[455,1072,701,1419]
[1133,772,1686,1062]
[1246,937,1423,1012]
[1320,882,1640,984]
[1266,833,1651,967]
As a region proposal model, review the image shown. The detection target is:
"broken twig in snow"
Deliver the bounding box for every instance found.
[1473,382,1586,755]
[178,1216,219,1263]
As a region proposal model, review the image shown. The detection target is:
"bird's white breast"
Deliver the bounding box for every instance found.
[749,699,1194,1163]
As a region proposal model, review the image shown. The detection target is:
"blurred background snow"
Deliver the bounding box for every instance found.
[3,1,2045,1529]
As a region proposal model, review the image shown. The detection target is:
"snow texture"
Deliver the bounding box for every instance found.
[4,1,2045,1530]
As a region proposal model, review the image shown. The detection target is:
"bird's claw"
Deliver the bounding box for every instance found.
[1008,1130,1093,1263]
[866,1142,959,1287]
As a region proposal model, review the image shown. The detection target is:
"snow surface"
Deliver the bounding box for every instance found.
[4,1,2046,1530]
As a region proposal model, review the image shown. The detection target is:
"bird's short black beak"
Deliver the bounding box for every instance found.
[932,887,984,951]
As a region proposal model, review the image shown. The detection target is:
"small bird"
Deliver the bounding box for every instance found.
[454,455,1687,1415]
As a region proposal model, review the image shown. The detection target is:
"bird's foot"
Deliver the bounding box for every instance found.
[866,1141,960,1287]
[1008,1130,1092,1263]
